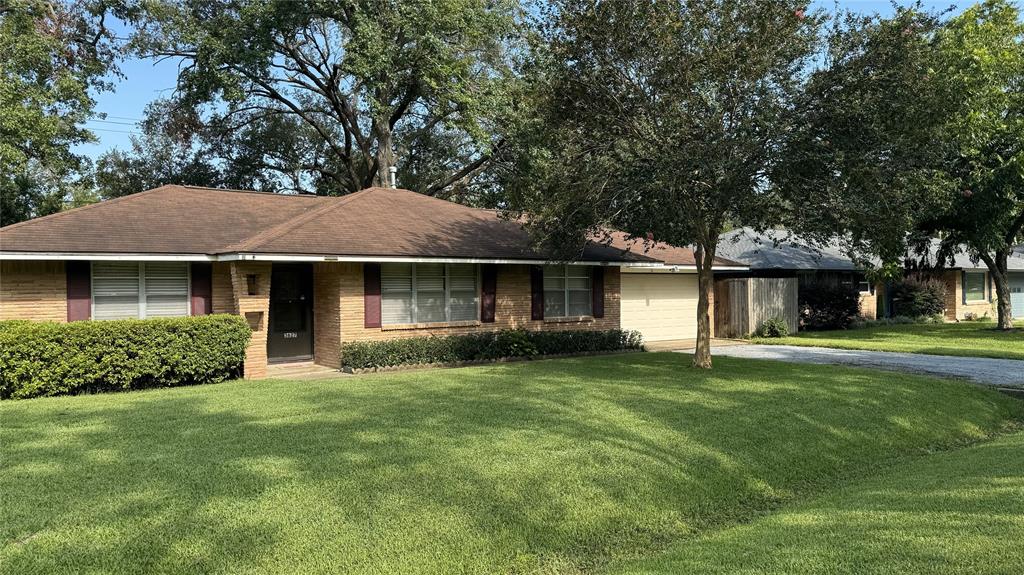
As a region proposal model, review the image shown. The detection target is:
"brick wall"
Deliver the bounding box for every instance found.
[0,261,67,322]
[942,270,996,321]
[313,262,343,369]
[311,264,621,359]
[226,261,272,378]
[211,262,236,314]
[859,283,882,320]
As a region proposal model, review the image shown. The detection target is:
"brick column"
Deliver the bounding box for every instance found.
[227,261,272,378]
[313,262,344,369]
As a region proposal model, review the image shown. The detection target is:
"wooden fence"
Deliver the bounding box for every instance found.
[714,277,799,338]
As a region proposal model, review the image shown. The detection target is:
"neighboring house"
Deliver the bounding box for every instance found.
[716,228,1024,321]
[715,228,882,319]
[916,243,1024,321]
[0,185,743,378]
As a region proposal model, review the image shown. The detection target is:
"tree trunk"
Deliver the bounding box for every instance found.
[693,241,716,369]
[986,251,1013,330]
[372,117,395,188]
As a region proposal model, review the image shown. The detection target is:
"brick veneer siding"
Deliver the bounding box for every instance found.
[942,270,995,321]
[0,261,67,322]
[225,261,272,378]
[310,264,621,362]
[313,262,344,369]
[211,262,236,314]
[858,283,883,320]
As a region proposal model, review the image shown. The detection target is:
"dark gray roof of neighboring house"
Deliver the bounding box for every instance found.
[0,185,658,263]
[717,228,1024,273]
[716,228,863,271]
[921,239,1024,271]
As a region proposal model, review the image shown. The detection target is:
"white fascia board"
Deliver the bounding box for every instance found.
[221,253,656,266]
[0,252,215,261]
[622,264,749,273]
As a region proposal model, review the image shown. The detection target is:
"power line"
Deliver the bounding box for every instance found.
[97,114,143,122]
[86,119,139,126]
[88,127,139,134]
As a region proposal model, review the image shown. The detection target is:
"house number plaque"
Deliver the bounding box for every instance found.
[284,332,298,339]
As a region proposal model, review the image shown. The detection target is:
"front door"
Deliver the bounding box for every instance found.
[268,263,313,362]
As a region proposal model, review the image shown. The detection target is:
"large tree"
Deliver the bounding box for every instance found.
[1,0,116,225]
[126,0,519,196]
[925,0,1024,329]
[502,0,819,368]
[779,0,1023,330]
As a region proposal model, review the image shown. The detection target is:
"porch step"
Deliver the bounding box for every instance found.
[265,362,345,380]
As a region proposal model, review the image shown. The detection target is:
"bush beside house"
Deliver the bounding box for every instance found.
[340,329,644,370]
[0,315,251,399]
[890,277,947,318]
[798,281,861,330]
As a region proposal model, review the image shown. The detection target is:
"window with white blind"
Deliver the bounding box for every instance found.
[964,271,987,302]
[92,262,190,320]
[543,265,591,317]
[380,263,479,324]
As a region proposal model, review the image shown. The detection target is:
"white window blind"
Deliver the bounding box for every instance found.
[380,263,479,324]
[145,263,190,317]
[92,262,190,320]
[92,262,141,320]
[543,265,591,317]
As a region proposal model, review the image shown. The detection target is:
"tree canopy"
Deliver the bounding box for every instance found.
[501,0,820,367]
[124,0,521,197]
[1,0,116,225]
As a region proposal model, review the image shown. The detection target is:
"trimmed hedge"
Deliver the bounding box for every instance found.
[341,329,644,370]
[0,315,251,399]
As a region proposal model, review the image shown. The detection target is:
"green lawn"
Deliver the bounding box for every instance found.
[753,321,1024,360]
[609,428,1024,575]
[2,353,1022,574]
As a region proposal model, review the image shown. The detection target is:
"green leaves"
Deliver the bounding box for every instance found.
[0,315,252,399]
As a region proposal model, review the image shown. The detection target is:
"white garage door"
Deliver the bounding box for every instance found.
[621,273,698,342]
[1011,272,1024,319]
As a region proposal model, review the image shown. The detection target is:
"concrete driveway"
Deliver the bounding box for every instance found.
[677,344,1024,388]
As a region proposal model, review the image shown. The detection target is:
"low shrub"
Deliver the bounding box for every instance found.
[0,315,251,399]
[799,281,861,330]
[341,329,644,370]
[850,314,944,329]
[890,277,947,318]
[754,317,789,338]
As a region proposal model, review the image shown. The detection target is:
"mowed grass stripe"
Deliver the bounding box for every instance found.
[1,353,1021,574]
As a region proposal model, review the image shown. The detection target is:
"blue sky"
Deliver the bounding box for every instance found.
[74,0,967,161]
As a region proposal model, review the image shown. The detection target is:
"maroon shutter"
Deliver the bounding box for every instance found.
[481,264,497,323]
[530,265,544,320]
[66,261,91,321]
[591,266,605,318]
[190,262,213,315]
[364,263,382,328]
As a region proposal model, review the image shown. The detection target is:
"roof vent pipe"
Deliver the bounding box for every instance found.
[388,166,398,189]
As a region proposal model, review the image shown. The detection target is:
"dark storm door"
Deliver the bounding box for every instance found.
[268,263,314,361]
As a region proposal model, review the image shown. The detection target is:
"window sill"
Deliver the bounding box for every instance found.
[543,315,594,324]
[964,300,989,305]
[381,320,482,331]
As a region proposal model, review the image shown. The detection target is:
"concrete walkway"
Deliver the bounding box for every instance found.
[676,344,1024,388]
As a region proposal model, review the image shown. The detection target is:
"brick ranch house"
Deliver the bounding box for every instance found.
[0,185,745,378]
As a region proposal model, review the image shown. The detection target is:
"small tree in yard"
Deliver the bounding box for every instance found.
[502,0,819,368]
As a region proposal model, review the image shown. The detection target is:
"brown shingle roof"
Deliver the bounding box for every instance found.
[602,231,744,268]
[0,185,657,263]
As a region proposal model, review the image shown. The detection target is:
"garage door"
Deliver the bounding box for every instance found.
[1011,273,1024,319]
[620,273,698,342]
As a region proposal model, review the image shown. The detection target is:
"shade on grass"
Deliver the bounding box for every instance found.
[608,429,1024,575]
[1,353,1021,574]
[753,321,1024,360]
